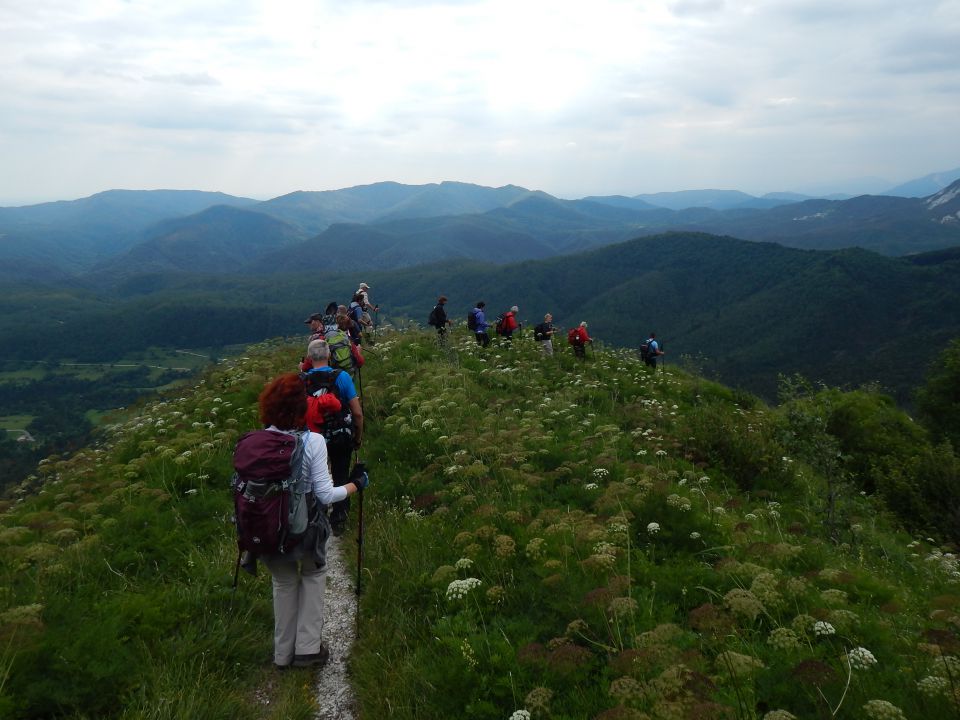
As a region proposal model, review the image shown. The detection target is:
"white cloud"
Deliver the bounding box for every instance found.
[0,0,958,204]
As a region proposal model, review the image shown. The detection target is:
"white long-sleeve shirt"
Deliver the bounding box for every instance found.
[266,427,348,505]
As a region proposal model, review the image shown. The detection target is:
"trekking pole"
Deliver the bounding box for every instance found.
[355,365,364,413]
[354,451,365,638]
[230,549,242,609]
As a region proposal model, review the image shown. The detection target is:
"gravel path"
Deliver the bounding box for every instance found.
[314,532,359,720]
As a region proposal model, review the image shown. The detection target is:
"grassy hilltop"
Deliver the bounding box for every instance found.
[1,329,958,719]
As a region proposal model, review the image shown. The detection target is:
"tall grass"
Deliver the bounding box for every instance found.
[2,330,958,719]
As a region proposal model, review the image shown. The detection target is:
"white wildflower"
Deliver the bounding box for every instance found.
[445,577,482,601]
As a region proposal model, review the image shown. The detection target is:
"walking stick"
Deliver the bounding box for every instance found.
[352,452,367,637]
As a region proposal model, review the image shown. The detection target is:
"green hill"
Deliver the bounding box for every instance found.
[1,330,958,719]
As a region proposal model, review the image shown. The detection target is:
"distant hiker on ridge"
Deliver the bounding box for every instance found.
[355,282,376,314]
[498,305,520,344]
[642,332,665,369]
[428,295,452,343]
[348,295,368,346]
[568,321,592,359]
[534,313,556,356]
[471,301,491,348]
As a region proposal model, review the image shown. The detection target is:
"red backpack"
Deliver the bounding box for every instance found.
[568,328,581,345]
[231,430,310,555]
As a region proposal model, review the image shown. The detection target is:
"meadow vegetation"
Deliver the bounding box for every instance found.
[0,329,958,719]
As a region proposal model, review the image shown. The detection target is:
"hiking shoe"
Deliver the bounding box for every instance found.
[293,646,330,668]
[331,520,347,537]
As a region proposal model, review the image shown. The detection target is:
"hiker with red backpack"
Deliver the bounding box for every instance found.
[232,372,369,669]
[568,321,592,359]
[497,305,521,344]
[302,339,364,538]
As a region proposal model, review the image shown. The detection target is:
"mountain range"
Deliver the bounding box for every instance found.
[3,170,960,283]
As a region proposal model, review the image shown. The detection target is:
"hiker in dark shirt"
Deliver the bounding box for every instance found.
[534,313,555,356]
[429,295,452,343]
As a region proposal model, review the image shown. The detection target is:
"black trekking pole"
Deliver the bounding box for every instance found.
[351,452,367,637]
[230,548,242,610]
[355,366,364,413]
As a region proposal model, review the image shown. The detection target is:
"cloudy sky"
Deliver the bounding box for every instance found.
[1,0,958,204]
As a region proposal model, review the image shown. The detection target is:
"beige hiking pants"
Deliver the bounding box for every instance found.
[263,555,326,665]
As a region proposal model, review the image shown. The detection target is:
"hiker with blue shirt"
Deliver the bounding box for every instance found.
[643,332,665,369]
[303,339,364,537]
[472,301,491,348]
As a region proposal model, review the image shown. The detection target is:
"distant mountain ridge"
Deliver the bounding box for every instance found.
[884,167,960,198]
[4,175,960,283]
[0,189,256,271]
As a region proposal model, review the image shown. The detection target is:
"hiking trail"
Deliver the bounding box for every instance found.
[314,532,359,719]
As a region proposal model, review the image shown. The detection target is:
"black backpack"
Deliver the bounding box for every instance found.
[428,305,442,327]
[467,309,479,330]
[640,340,654,360]
[301,369,353,444]
[534,322,549,341]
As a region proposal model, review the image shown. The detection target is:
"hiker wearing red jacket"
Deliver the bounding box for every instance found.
[568,321,592,359]
[499,305,520,344]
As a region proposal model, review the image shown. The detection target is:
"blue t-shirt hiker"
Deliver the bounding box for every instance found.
[642,333,664,368]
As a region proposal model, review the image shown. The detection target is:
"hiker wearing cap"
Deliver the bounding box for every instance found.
[355,283,376,312]
[568,321,592,359]
[300,313,326,371]
[249,373,369,669]
[534,313,556,356]
[305,313,325,343]
[428,295,452,343]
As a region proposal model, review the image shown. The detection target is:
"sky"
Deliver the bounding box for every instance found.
[1,0,958,205]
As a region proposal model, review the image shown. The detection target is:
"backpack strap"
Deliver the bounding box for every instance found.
[287,429,310,493]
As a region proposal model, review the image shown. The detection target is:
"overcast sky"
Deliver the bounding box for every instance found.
[1,0,958,205]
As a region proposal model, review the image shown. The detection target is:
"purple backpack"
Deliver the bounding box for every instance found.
[231,430,309,555]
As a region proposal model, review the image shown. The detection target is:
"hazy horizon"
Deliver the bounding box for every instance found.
[2,1,958,206]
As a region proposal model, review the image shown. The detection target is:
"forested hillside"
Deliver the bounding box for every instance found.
[1,330,957,719]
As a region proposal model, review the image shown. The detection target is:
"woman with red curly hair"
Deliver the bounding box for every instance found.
[255,373,368,669]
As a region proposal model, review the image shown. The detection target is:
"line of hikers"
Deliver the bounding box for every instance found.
[231,281,376,672]
[232,286,667,673]
[428,296,666,366]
